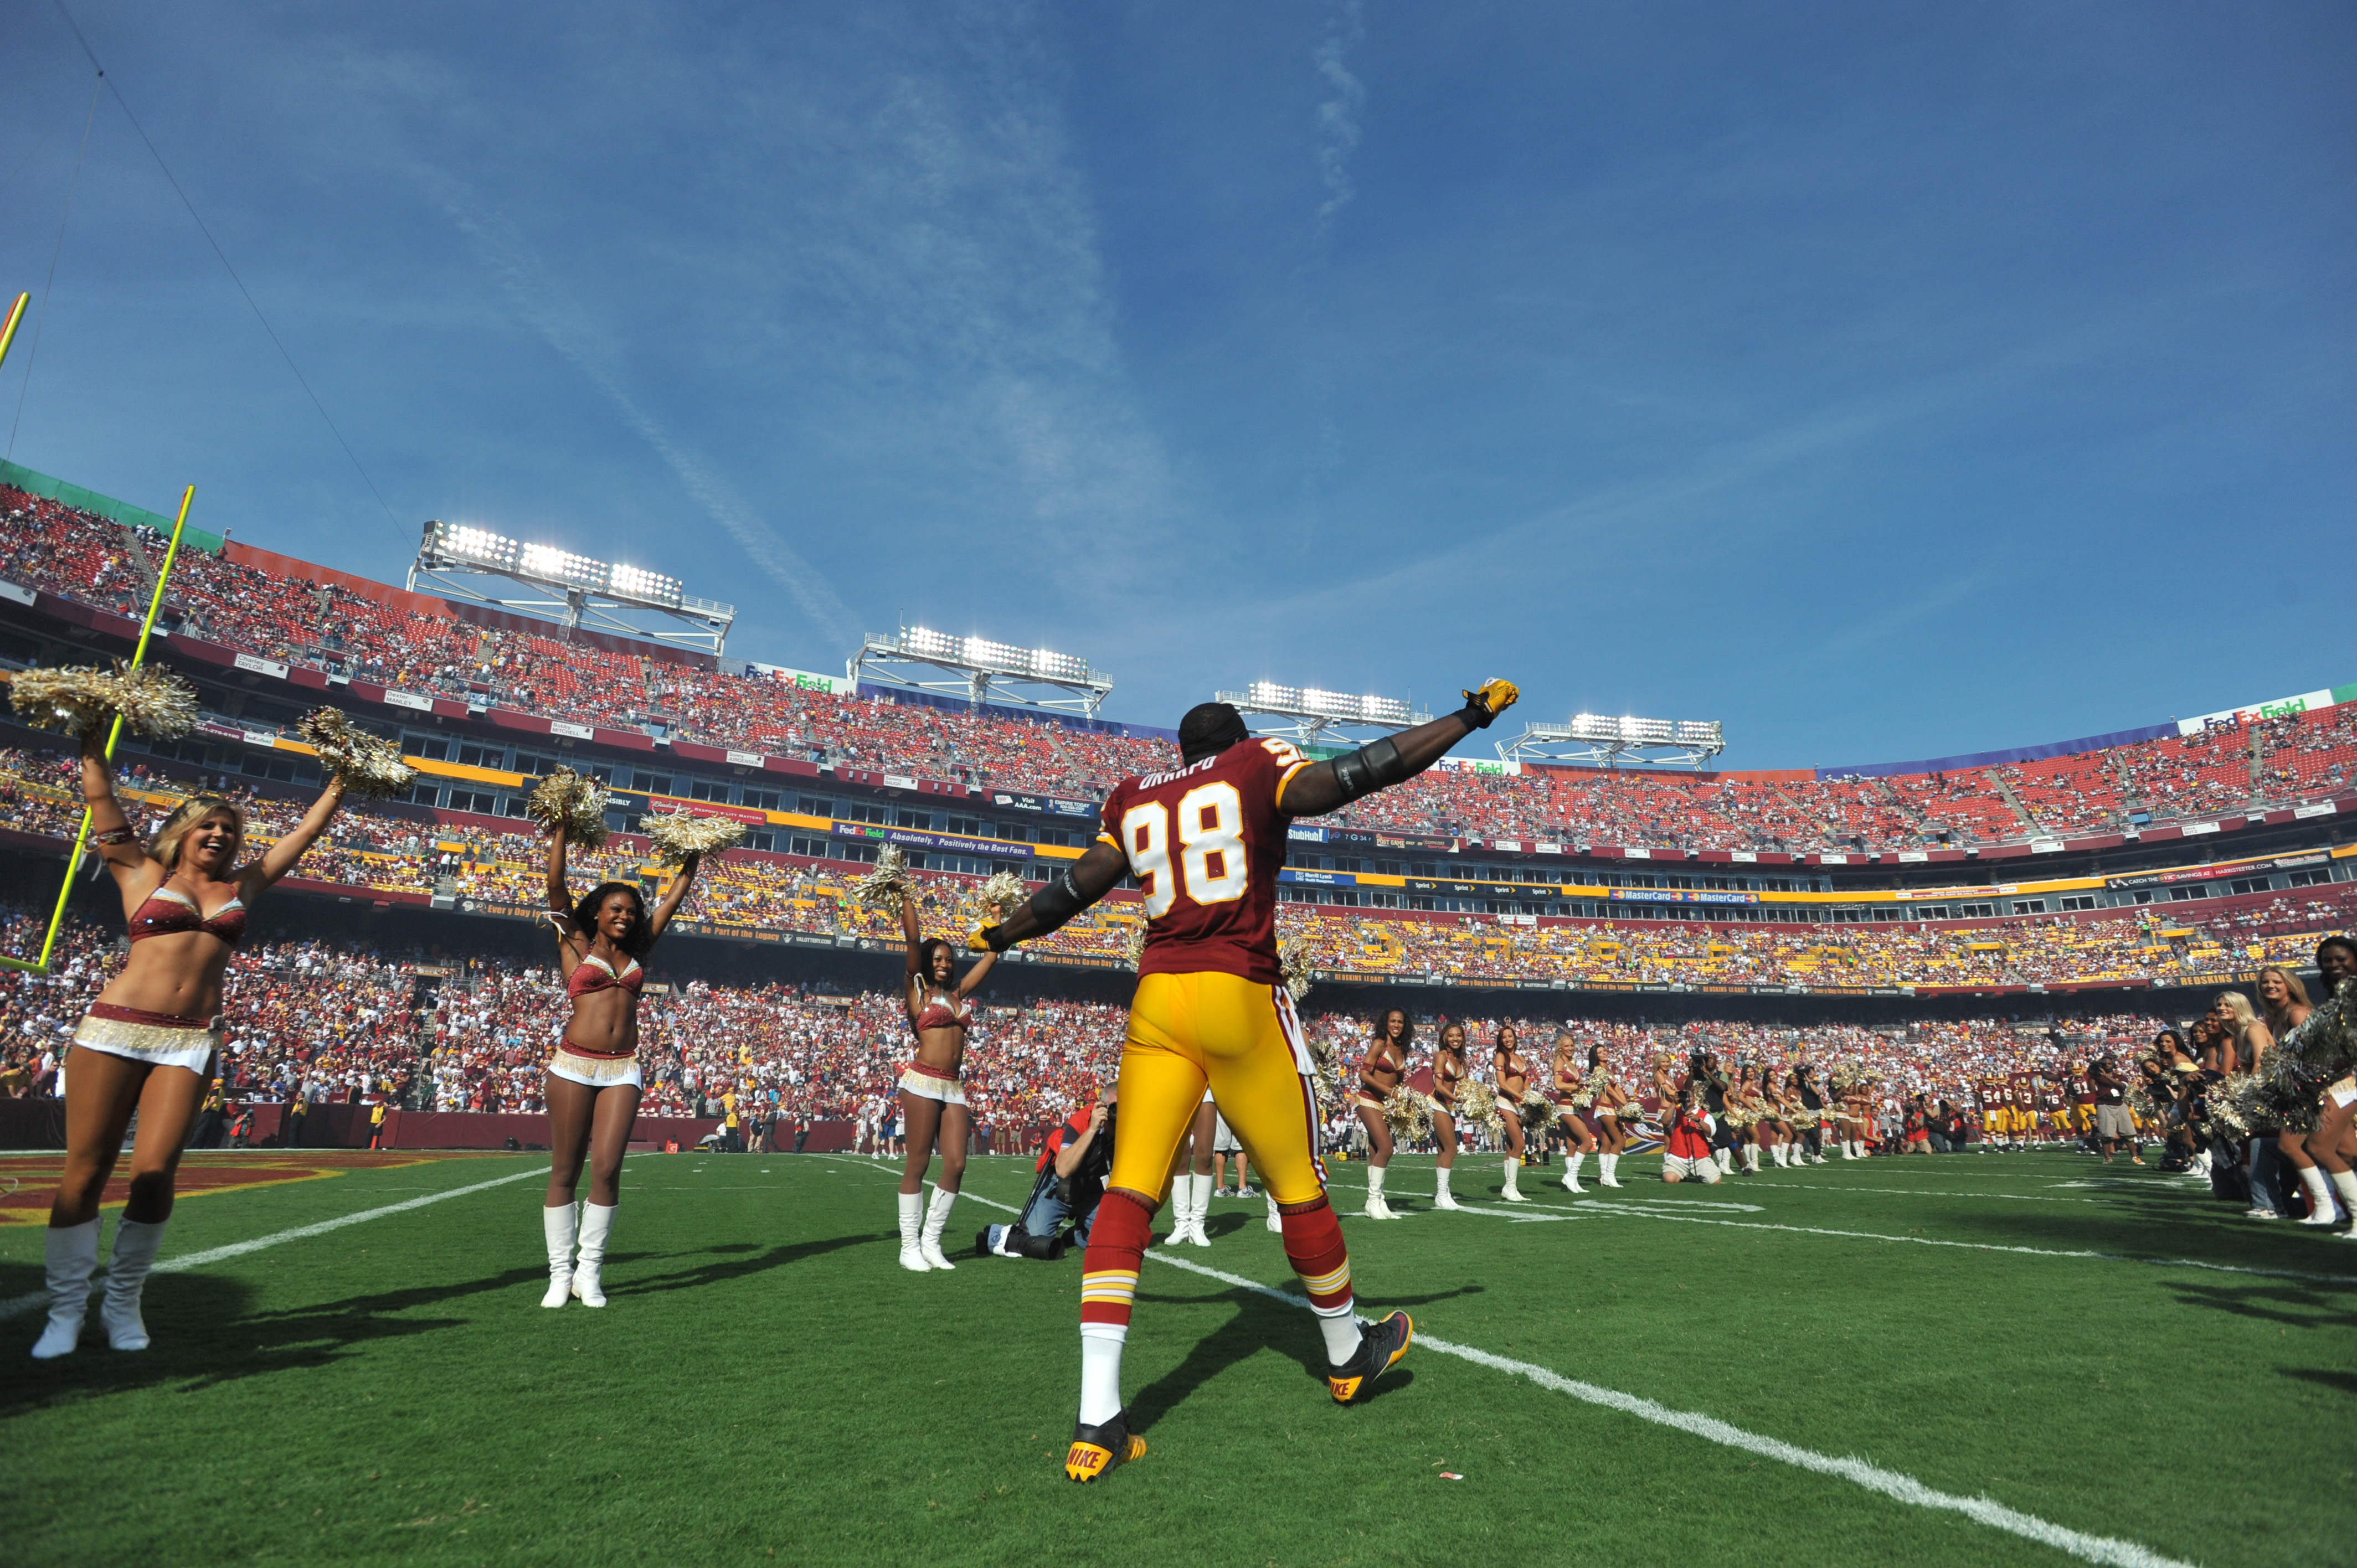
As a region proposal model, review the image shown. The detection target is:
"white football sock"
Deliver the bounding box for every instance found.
[1079,1324,1126,1424]
[1315,1302,1361,1364]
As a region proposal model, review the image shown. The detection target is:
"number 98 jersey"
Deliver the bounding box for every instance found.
[1096,737,1311,986]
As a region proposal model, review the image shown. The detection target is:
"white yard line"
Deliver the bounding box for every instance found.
[0,1165,544,1322]
[1501,1196,2357,1284]
[824,1156,2195,1566]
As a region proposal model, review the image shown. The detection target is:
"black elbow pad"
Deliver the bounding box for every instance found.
[1331,736,1409,803]
[1028,868,1088,930]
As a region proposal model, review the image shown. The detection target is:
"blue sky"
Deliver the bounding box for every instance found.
[2,2,2349,768]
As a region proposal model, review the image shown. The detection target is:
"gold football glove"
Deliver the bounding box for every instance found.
[967,926,998,952]
[1460,678,1520,729]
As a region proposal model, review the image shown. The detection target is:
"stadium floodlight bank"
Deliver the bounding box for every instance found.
[410,520,737,657]
[1501,713,1727,768]
[851,625,1114,715]
[1215,680,1434,745]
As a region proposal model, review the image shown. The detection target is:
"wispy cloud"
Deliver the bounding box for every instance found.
[429,182,866,649]
[1313,1,1366,228]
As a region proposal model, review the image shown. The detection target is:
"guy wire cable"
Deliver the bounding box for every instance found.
[45,0,412,551]
[6,69,101,463]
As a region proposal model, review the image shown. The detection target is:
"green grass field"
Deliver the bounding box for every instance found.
[3,1146,2351,1567]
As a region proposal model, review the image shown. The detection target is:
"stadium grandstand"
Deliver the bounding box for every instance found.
[3,458,2354,1146]
[2,459,2353,1010]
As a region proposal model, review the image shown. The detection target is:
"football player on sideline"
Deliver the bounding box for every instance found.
[972,679,1520,1482]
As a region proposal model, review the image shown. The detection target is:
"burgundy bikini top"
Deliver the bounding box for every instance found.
[128,886,247,947]
[912,989,970,1033]
[567,953,644,998]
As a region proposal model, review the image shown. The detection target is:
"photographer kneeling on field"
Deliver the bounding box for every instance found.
[978,1086,1116,1259]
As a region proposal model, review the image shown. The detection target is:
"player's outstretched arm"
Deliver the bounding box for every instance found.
[1278,678,1519,817]
[970,840,1130,953]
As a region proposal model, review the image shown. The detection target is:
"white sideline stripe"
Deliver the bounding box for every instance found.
[0,1166,544,1323]
[1512,1200,2357,1284]
[1765,1183,2114,1204]
[835,1159,2194,1566]
[1144,1250,2195,1568]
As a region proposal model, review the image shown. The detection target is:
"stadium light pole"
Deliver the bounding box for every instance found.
[850,626,1113,717]
[1497,714,1726,768]
[1214,682,1432,748]
[407,520,736,657]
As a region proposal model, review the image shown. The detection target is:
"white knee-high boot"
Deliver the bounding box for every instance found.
[2297,1165,2339,1226]
[101,1218,167,1352]
[30,1219,100,1361]
[920,1187,959,1268]
[1561,1152,1585,1193]
[1598,1153,1622,1188]
[1365,1165,1393,1218]
[2328,1168,2357,1225]
[1501,1156,1528,1201]
[1742,1144,1759,1174]
[1189,1173,1215,1245]
[1434,1165,1460,1209]
[572,1203,615,1305]
[541,1204,577,1307]
[1161,1177,1192,1245]
[897,1189,930,1271]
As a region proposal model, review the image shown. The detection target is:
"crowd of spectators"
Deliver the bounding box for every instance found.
[3,741,2351,997]
[9,487,2357,855]
[5,895,2204,1156]
[0,904,423,1107]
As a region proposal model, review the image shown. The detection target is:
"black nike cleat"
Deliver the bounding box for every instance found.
[1328,1310,1414,1405]
[1064,1409,1146,1482]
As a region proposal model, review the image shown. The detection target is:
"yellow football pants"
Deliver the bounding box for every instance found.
[1109,971,1328,1208]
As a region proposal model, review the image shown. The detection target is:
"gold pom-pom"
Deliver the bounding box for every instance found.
[1458,1079,1502,1137]
[1302,1030,1342,1109]
[852,843,914,911]
[296,708,415,799]
[105,663,198,740]
[1279,935,1314,1003]
[1122,913,1149,971]
[527,767,610,850]
[2286,975,2357,1080]
[8,665,112,733]
[976,869,1027,916]
[1519,1092,1555,1132]
[9,661,196,739]
[1383,1090,1433,1144]
[2199,1077,2252,1136]
[643,806,747,863]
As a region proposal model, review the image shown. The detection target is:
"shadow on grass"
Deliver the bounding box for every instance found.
[1124,1282,1483,1430]
[0,1232,886,1416]
[2278,1366,2357,1397]
[611,1234,882,1298]
[2160,1279,2357,1330]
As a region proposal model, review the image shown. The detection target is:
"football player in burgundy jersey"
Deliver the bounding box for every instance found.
[974,679,1519,1481]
